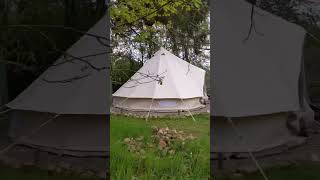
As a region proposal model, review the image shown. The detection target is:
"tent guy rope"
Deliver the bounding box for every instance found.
[0,108,11,115]
[181,99,197,122]
[0,114,60,155]
[226,117,270,180]
[146,98,154,122]
[115,97,129,109]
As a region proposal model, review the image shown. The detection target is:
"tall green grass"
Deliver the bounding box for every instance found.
[110,114,210,180]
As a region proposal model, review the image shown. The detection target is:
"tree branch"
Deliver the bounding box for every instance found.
[0,24,111,45]
[243,1,264,42]
[113,0,176,29]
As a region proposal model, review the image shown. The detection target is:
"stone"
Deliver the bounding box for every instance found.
[81,170,95,178]
[97,171,107,178]
[232,173,243,178]
[159,140,167,150]
[169,150,175,155]
[136,136,144,141]
[124,138,130,142]
[47,164,56,171]
[140,149,146,154]
[59,162,71,169]
[311,154,320,162]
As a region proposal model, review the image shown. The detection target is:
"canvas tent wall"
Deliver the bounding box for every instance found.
[211,0,314,155]
[113,47,207,114]
[5,15,110,157]
[305,47,320,104]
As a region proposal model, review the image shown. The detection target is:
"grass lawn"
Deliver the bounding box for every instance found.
[216,162,320,180]
[0,164,101,180]
[110,114,210,180]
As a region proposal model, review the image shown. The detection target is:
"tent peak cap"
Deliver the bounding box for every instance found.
[157,47,171,54]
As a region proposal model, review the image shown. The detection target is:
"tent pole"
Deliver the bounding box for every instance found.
[180,99,196,122]
[0,114,60,155]
[146,98,154,122]
[226,117,269,180]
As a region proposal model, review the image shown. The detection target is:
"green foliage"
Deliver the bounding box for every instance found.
[0,0,104,99]
[110,0,202,30]
[257,0,320,31]
[111,55,142,92]
[110,0,209,91]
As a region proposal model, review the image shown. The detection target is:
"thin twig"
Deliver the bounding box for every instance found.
[17,25,109,72]
[43,73,92,84]
[243,2,264,42]
[0,25,111,45]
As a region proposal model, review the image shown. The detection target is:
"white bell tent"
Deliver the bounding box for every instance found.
[211,0,314,155]
[113,47,207,115]
[4,15,110,156]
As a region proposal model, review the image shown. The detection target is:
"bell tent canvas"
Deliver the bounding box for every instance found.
[211,0,315,156]
[4,15,110,157]
[112,47,207,116]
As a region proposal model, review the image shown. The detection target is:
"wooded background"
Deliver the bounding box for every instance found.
[0,0,319,106]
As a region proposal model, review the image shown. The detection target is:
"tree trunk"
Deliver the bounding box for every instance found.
[0,0,9,106]
[170,26,179,55]
[0,63,8,107]
[96,0,106,19]
[64,0,78,27]
[71,0,78,25]
[1,0,9,24]
[184,45,189,62]
[64,0,71,26]
[105,0,112,113]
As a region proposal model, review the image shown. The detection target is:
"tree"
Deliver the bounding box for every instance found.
[0,0,105,99]
[0,0,9,106]
[245,0,320,46]
[110,0,209,89]
[257,0,319,27]
[110,0,207,59]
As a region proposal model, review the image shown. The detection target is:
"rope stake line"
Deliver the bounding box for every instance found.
[226,117,270,180]
[0,108,11,115]
[0,114,60,155]
[114,97,129,109]
[180,99,197,122]
[313,119,320,128]
[146,98,154,122]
